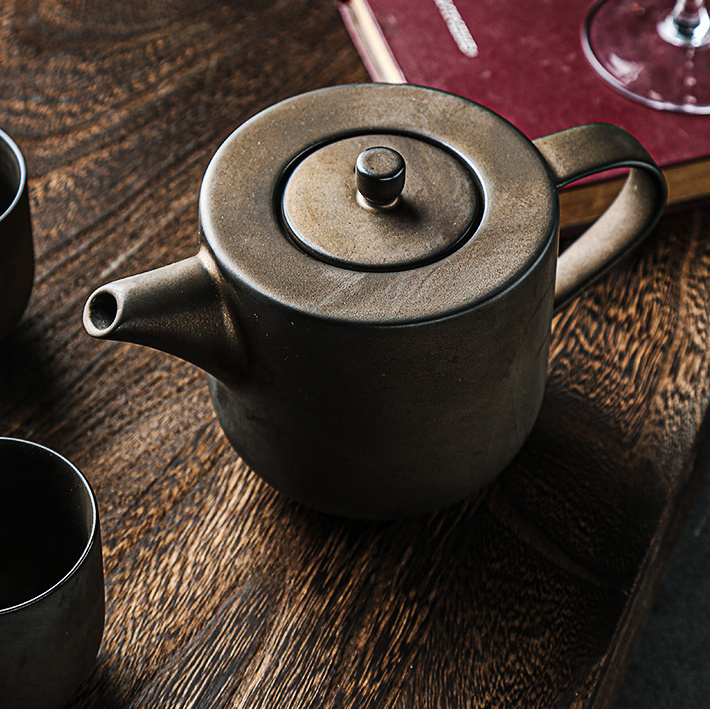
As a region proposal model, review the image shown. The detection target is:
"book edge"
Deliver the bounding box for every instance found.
[337,0,405,83]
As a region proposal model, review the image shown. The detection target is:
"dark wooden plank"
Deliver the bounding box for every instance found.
[1,2,708,708]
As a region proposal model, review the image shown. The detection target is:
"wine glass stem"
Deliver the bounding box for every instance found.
[660,0,710,46]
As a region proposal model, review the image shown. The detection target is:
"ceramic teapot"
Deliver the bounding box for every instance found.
[83,84,666,518]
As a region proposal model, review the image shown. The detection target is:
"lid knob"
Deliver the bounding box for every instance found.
[355,147,406,208]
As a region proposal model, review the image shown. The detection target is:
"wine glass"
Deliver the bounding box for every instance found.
[583,0,710,113]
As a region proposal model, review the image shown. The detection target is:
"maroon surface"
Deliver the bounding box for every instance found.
[345,0,708,170]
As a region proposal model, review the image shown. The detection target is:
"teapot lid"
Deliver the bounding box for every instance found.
[200,84,557,323]
[282,134,481,270]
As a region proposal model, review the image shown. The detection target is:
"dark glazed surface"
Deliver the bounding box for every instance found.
[0,446,89,609]
[1,1,709,707]
[0,129,34,339]
[206,233,555,517]
[0,439,104,709]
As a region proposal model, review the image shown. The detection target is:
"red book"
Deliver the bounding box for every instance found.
[338,0,710,229]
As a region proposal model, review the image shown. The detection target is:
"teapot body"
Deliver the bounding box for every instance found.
[84,83,666,519]
[208,231,557,518]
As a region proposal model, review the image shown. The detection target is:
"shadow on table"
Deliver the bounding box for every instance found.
[614,463,710,709]
[63,659,125,709]
[0,315,63,424]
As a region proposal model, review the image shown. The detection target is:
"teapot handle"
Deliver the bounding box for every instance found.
[533,123,667,310]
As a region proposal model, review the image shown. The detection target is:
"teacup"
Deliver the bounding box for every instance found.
[0,129,34,339]
[0,438,104,709]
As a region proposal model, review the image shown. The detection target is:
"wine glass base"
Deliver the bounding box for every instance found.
[583,0,710,114]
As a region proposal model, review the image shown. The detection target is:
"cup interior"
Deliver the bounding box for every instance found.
[0,131,23,219]
[0,439,96,611]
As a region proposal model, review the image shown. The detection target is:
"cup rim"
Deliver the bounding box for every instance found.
[0,437,99,615]
[0,128,27,223]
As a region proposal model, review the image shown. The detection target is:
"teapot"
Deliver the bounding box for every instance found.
[83,84,666,518]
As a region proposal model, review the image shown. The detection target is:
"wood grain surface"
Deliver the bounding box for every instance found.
[1,2,709,707]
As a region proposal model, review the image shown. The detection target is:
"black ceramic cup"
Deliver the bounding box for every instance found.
[0,438,104,709]
[0,129,34,339]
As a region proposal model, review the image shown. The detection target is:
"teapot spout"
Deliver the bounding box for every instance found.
[83,247,245,387]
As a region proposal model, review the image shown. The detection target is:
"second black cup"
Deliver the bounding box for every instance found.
[0,438,104,709]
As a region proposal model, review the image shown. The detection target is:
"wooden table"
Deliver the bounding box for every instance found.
[1,2,709,707]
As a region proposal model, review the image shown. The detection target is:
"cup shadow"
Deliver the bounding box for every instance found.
[62,660,125,709]
[0,315,64,431]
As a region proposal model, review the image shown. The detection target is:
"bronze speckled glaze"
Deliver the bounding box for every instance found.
[83,84,667,518]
